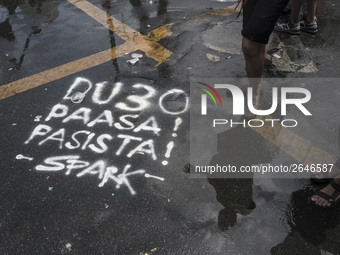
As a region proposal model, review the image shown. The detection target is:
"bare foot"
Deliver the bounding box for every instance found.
[311,178,340,208]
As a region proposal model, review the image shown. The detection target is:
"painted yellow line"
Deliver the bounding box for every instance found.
[147,23,174,42]
[0,42,139,100]
[0,0,334,166]
[67,0,172,65]
[252,116,334,165]
[67,0,137,40]
[0,0,238,100]
[0,0,175,100]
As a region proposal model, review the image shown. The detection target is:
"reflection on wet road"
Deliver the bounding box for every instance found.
[1,0,340,254]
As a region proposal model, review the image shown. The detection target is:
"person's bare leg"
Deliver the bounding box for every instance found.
[290,0,304,24]
[311,177,340,207]
[305,0,317,23]
[290,0,317,24]
[242,37,265,111]
[242,37,265,78]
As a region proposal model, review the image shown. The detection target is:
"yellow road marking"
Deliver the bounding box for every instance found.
[147,23,173,42]
[67,0,172,65]
[252,116,334,165]
[0,43,140,100]
[0,0,240,100]
[68,0,137,40]
[0,0,177,100]
[0,1,334,165]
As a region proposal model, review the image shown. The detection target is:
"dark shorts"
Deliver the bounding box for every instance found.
[242,0,290,44]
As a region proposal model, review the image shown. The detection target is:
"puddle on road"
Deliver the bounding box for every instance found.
[1,0,340,254]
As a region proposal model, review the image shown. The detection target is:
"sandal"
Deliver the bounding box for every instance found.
[310,180,340,209]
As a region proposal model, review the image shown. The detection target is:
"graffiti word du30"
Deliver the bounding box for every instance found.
[19,77,189,195]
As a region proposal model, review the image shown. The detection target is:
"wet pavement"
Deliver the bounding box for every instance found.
[1,0,340,254]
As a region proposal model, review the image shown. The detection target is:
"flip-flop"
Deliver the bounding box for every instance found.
[310,180,340,209]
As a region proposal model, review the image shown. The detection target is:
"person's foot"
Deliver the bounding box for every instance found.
[274,21,300,35]
[310,178,340,208]
[299,17,318,34]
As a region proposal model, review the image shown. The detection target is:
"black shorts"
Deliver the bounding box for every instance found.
[242,0,290,44]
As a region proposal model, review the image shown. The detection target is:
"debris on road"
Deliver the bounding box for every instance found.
[131,53,143,59]
[272,53,282,59]
[65,243,72,251]
[127,58,139,65]
[206,53,220,63]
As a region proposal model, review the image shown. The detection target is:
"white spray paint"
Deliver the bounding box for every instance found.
[127,139,157,160]
[92,82,122,105]
[159,89,189,115]
[34,115,42,122]
[21,77,190,196]
[162,141,174,165]
[76,160,106,179]
[62,107,91,124]
[115,134,143,156]
[65,130,91,149]
[98,164,146,195]
[25,124,52,144]
[115,84,156,111]
[70,92,85,104]
[145,173,165,181]
[172,117,182,137]
[36,155,81,171]
[63,77,93,100]
[114,114,139,130]
[133,116,161,136]
[87,110,113,127]
[45,104,69,122]
[164,141,174,158]
[16,154,34,161]
[38,128,65,149]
